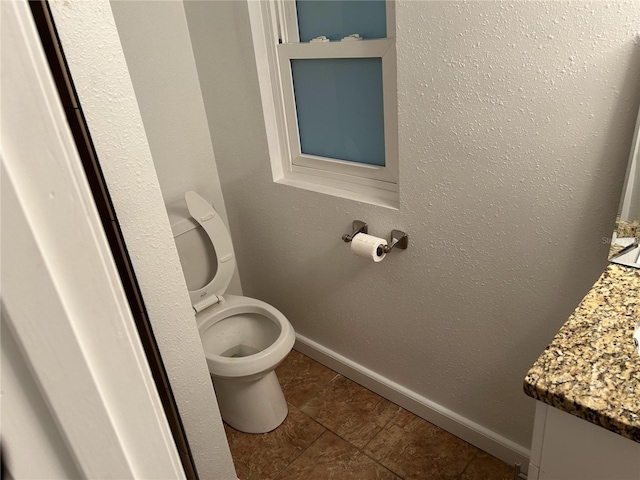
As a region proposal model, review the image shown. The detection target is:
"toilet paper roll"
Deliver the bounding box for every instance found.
[350,233,388,262]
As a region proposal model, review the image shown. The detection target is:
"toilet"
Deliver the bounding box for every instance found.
[167,191,295,433]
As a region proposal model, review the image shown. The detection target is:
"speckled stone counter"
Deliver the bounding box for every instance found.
[524,264,640,443]
[616,218,640,239]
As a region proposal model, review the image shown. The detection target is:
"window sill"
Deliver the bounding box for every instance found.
[274,171,399,210]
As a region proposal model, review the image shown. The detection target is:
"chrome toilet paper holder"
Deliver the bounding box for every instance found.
[341,220,409,253]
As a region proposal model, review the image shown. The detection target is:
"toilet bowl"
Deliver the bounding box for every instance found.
[167,191,295,433]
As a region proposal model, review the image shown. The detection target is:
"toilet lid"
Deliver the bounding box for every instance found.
[185,191,235,312]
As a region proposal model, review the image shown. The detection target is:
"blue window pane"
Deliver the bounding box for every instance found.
[296,0,386,42]
[291,58,385,166]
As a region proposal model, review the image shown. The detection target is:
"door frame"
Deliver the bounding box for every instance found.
[2,1,236,478]
[2,1,184,477]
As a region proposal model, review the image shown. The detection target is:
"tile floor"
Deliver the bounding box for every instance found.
[223,350,515,480]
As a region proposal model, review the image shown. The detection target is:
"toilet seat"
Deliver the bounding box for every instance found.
[184,191,235,312]
[197,294,296,379]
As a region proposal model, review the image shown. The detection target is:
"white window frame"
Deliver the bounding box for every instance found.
[248,0,399,208]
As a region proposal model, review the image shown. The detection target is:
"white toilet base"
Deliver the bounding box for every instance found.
[213,370,288,434]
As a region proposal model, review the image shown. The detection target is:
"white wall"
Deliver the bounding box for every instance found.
[48,1,237,478]
[109,0,242,295]
[184,0,640,459]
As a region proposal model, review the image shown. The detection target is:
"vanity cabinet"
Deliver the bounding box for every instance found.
[524,96,640,480]
[529,402,640,480]
[524,262,640,479]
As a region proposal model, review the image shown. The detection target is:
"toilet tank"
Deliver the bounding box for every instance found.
[166,199,218,292]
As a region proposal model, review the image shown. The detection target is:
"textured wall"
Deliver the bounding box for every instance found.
[49,1,237,477]
[185,0,639,451]
[110,0,242,295]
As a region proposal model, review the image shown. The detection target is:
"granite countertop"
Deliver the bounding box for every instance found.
[523,263,640,442]
[616,218,640,239]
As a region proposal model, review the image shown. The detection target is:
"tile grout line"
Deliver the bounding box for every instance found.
[358,408,405,480]
[275,352,511,480]
[293,406,405,480]
[296,405,354,450]
[294,363,406,479]
[269,354,401,479]
[297,389,398,456]
[270,409,328,480]
[294,372,341,411]
[456,451,480,480]
[363,451,406,480]
[361,404,402,451]
[296,354,510,479]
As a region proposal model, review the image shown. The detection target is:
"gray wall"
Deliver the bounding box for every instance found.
[53,1,237,477]
[184,0,639,451]
[110,0,242,294]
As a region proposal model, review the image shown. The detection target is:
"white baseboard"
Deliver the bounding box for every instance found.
[294,333,530,475]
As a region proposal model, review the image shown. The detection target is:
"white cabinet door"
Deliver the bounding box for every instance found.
[530,403,640,480]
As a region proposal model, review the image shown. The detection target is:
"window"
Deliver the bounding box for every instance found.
[248,0,398,208]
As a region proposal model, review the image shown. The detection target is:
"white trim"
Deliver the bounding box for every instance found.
[288,145,398,189]
[278,40,396,185]
[294,334,530,474]
[291,162,396,191]
[385,0,396,39]
[278,38,392,57]
[248,0,289,180]
[276,172,399,209]
[1,1,184,477]
[618,106,640,221]
[528,402,548,476]
[248,0,399,209]
[277,46,398,186]
[280,0,299,43]
[278,33,397,186]
[382,43,399,185]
